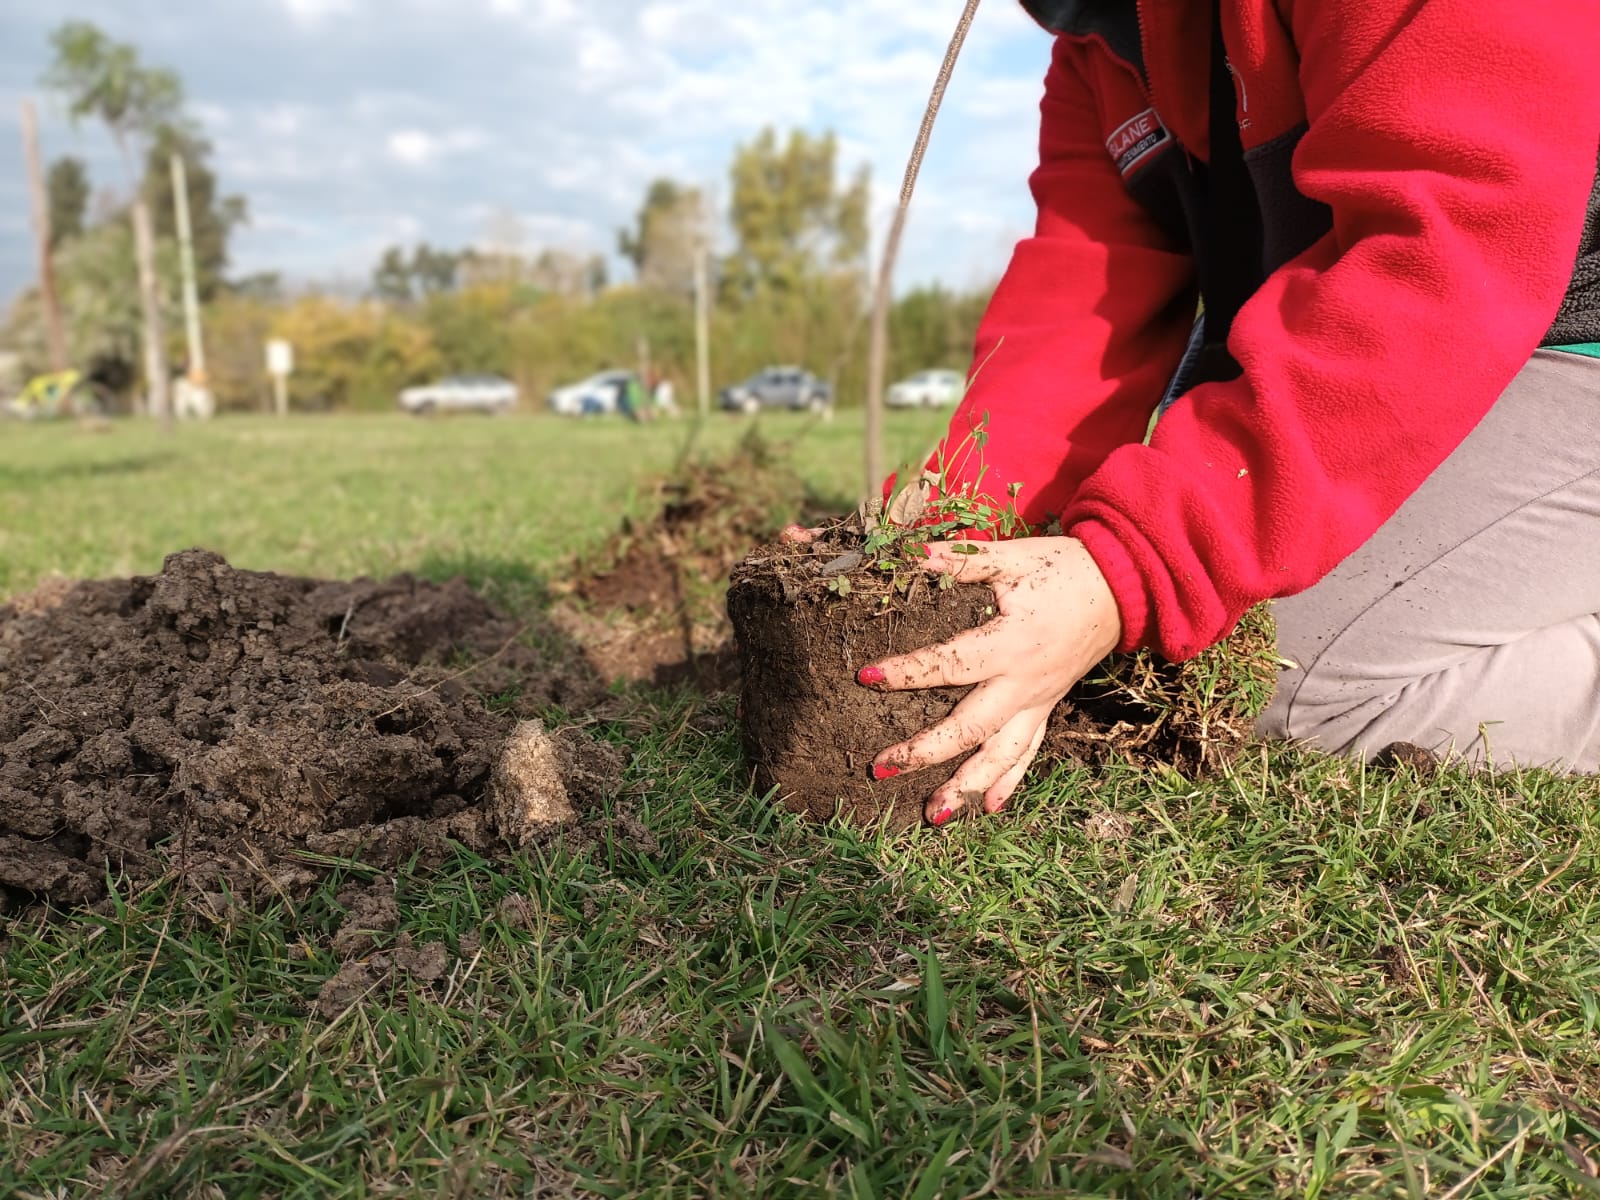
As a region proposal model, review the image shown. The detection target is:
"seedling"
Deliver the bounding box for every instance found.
[837,411,1031,602]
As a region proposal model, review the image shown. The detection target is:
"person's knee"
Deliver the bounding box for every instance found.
[1257,661,1418,760]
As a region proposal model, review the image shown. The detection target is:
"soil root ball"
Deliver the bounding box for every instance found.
[728,539,995,829]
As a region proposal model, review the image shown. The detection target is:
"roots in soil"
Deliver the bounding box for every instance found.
[729,520,1275,828]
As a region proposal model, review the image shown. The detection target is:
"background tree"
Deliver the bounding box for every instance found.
[371,242,466,305]
[619,179,706,296]
[227,271,284,303]
[724,128,869,301]
[527,249,605,301]
[54,220,178,385]
[371,246,415,304]
[144,124,247,301]
[2,177,186,401]
[422,283,515,373]
[271,295,440,411]
[44,20,183,428]
[888,284,989,381]
[715,129,873,401]
[411,244,464,298]
[204,291,275,412]
[46,157,89,249]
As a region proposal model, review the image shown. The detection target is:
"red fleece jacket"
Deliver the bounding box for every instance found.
[938,0,1599,661]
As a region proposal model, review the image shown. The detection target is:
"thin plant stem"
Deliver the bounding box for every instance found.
[864,0,984,505]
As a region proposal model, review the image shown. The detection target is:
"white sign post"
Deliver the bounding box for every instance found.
[265,338,294,417]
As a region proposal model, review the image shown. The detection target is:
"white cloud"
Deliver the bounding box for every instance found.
[385,127,489,167]
[386,129,436,166]
[280,0,356,24]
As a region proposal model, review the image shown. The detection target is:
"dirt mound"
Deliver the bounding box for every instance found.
[552,435,808,688]
[0,550,624,912]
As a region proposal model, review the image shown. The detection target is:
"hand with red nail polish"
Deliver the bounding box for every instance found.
[863,537,1121,825]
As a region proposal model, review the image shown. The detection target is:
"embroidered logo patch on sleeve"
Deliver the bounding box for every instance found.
[1106,107,1170,177]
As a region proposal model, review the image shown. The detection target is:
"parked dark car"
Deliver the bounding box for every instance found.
[719,367,832,413]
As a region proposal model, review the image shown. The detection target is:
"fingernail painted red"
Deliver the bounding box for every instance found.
[857,665,886,686]
[871,763,901,781]
[932,808,953,827]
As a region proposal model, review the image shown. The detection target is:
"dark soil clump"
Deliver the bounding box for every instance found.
[0,549,624,912]
[553,436,807,689]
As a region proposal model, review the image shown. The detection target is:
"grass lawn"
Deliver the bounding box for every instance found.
[3,412,1599,1198]
[0,410,945,599]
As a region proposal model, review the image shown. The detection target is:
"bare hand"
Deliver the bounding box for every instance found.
[858,537,1121,825]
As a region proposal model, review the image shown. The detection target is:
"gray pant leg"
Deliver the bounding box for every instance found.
[1258,349,1600,772]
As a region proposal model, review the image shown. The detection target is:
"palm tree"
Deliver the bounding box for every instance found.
[44,21,183,431]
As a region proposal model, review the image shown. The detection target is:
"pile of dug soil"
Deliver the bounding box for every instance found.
[0,550,625,912]
[552,435,809,688]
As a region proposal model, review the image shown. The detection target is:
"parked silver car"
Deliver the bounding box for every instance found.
[887,368,964,408]
[399,373,518,415]
[720,367,832,413]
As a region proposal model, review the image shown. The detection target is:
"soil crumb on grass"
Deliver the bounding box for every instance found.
[0,549,626,912]
[551,434,808,689]
[316,930,452,1017]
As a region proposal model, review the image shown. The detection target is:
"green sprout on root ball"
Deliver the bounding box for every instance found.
[846,412,1034,600]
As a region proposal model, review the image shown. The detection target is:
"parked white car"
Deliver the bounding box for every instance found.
[398,373,518,415]
[547,369,635,416]
[886,368,964,409]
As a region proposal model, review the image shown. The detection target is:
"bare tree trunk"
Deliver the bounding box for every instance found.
[130,192,171,431]
[20,100,69,374]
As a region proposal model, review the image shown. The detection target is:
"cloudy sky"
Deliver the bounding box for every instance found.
[0,0,1054,309]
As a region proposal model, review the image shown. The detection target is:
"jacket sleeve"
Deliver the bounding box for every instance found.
[930,34,1197,525]
[1065,0,1600,660]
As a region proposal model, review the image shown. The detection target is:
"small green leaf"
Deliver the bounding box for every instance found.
[766,1025,872,1146]
[924,945,949,1058]
[909,1130,962,1200]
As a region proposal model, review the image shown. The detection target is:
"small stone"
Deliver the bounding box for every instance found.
[1083,811,1134,842]
[490,720,578,844]
[820,551,864,577]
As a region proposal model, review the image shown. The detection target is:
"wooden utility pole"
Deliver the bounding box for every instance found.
[170,153,206,383]
[20,100,69,373]
[693,240,711,419]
